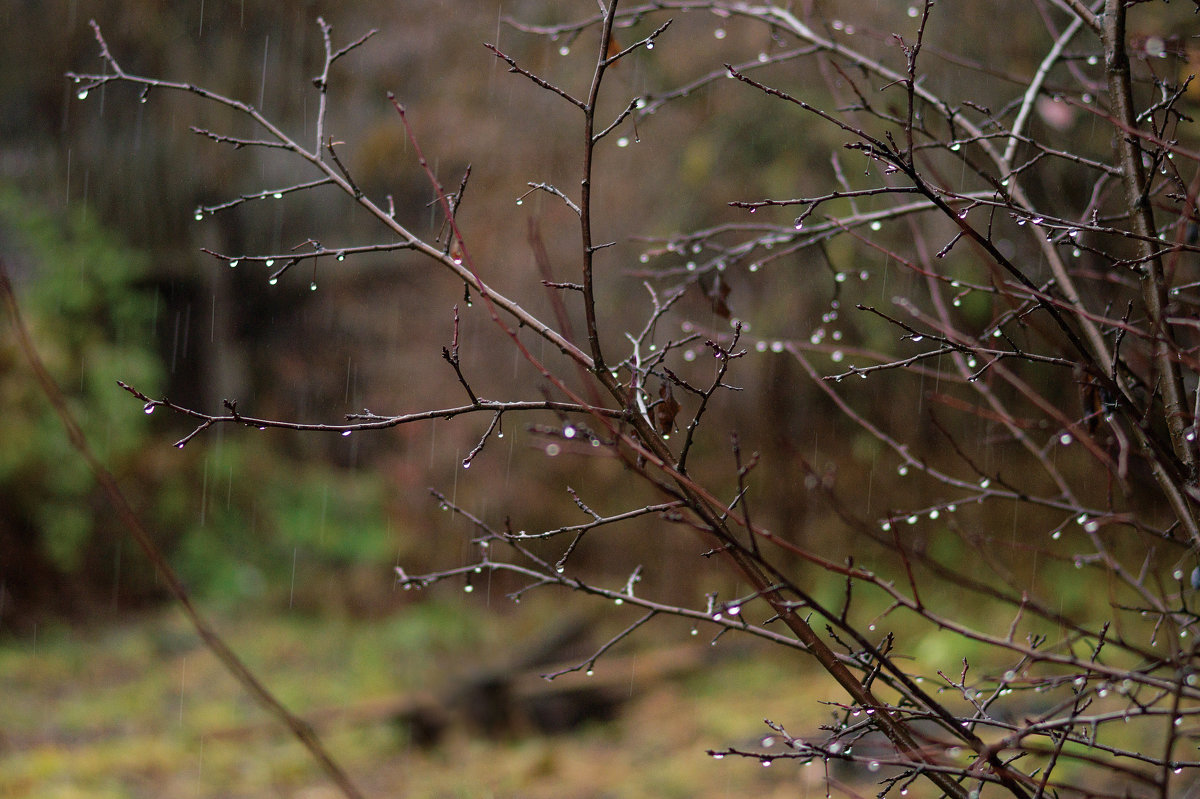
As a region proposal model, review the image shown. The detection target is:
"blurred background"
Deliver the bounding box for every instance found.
[3,1,1199,796]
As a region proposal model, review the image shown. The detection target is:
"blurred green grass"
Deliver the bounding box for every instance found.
[0,598,839,799]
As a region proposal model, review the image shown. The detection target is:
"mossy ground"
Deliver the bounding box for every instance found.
[1,598,836,799]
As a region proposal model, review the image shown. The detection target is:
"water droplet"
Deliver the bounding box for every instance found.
[559,45,570,56]
[1051,530,1061,540]
[711,753,724,760]
[929,509,939,520]
[336,251,346,262]
[859,270,869,281]
[563,425,576,439]
[897,465,909,476]
[870,221,882,231]
[906,515,918,525]
[834,272,846,283]
[748,262,760,272]
[907,6,919,16]
[714,28,726,39]
[194,209,204,221]
[881,522,891,531]
[617,136,629,148]
[556,564,565,574]
[638,252,650,264]
[310,281,318,291]
[546,443,560,457]
[586,668,594,676]
[265,259,275,267]
[1059,432,1072,446]
[143,402,155,414]
[268,277,278,285]
[793,219,804,230]
[77,88,89,100]
[645,41,654,50]
[175,442,186,449]
[228,259,239,268]
[272,192,283,200]
[464,584,474,593]
[341,430,352,437]
[613,597,623,605]
[831,350,844,363]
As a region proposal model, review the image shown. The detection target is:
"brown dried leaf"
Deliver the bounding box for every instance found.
[655,382,681,435]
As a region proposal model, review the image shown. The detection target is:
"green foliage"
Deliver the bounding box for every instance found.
[170,441,395,601]
[0,184,163,575]
[0,185,400,619]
